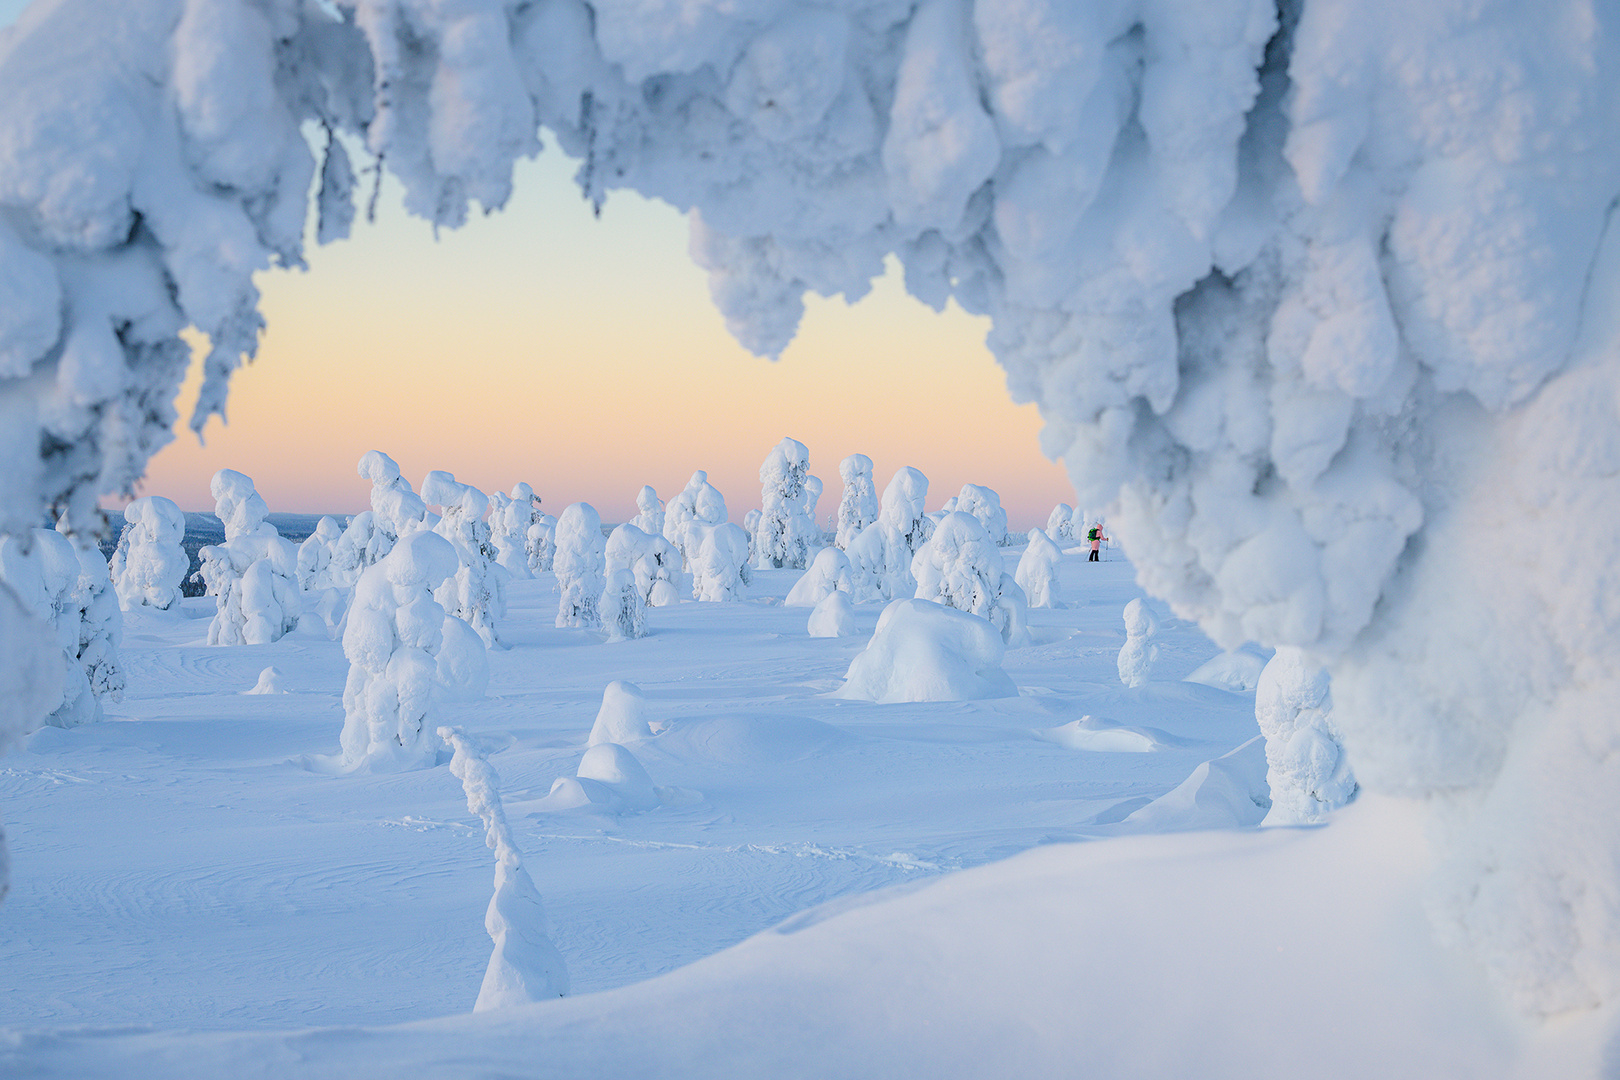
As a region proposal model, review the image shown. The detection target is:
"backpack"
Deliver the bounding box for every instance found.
[1087,527,1100,542]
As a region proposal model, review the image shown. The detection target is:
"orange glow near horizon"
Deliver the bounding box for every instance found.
[128,148,1074,529]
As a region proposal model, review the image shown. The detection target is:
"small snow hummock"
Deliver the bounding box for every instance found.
[754,437,817,570]
[807,591,857,638]
[785,546,854,607]
[953,484,1009,546]
[632,485,665,538]
[1117,599,1158,688]
[911,511,1027,645]
[194,470,301,646]
[1257,648,1356,826]
[1184,650,1269,693]
[110,495,188,611]
[339,531,488,771]
[835,453,879,550]
[835,598,1017,703]
[692,522,752,602]
[846,466,932,602]
[554,503,606,630]
[537,740,663,814]
[244,666,284,695]
[605,523,683,608]
[587,681,654,747]
[438,726,569,1009]
[1014,528,1063,609]
[422,470,506,649]
[1120,737,1272,833]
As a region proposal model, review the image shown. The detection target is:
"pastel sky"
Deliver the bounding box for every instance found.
[1,0,1076,530]
[130,141,1076,528]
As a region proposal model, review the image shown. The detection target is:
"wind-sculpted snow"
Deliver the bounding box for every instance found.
[0,0,1616,1016]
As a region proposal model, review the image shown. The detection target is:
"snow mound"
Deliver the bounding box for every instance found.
[576,742,659,813]
[836,598,1016,704]
[244,666,284,695]
[1036,717,1156,753]
[653,714,852,766]
[807,591,856,638]
[1184,650,1268,693]
[1121,737,1272,833]
[785,546,853,607]
[587,681,654,748]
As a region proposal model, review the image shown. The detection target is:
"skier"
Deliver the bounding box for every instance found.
[1087,522,1108,562]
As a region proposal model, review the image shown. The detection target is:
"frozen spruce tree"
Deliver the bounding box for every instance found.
[755,437,817,570]
[836,454,879,549]
[526,510,557,575]
[1047,504,1077,545]
[1117,599,1159,688]
[439,726,569,1007]
[846,466,931,602]
[663,471,728,569]
[632,486,664,537]
[332,451,429,587]
[195,470,301,646]
[911,511,1027,645]
[339,530,487,771]
[296,516,343,593]
[0,529,102,728]
[1015,529,1064,609]
[489,483,543,579]
[954,484,1010,546]
[1257,649,1356,825]
[422,471,506,649]
[58,518,125,714]
[110,495,189,611]
[606,523,683,607]
[803,474,824,542]
[600,568,647,642]
[554,503,606,629]
[693,522,752,602]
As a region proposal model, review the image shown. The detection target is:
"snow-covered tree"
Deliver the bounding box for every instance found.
[911,511,1026,645]
[58,518,124,714]
[632,486,664,537]
[339,530,487,771]
[296,515,343,593]
[600,568,647,642]
[0,528,114,729]
[333,451,430,588]
[954,484,1010,546]
[1015,529,1064,609]
[605,523,683,607]
[110,496,188,611]
[526,512,557,575]
[803,474,824,543]
[1257,649,1356,825]
[489,483,544,579]
[693,523,752,602]
[836,454,879,550]
[1117,599,1159,688]
[846,467,932,602]
[755,437,817,570]
[422,470,506,649]
[785,546,855,607]
[554,503,606,630]
[196,470,300,646]
[588,681,654,747]
[439,725,569,1007]
[663,471,728,569]
[1046,504,1077,544]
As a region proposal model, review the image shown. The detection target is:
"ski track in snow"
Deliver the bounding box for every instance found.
[0,549,1261,1028]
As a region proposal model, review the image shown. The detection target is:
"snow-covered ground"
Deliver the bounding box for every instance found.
[2,543,1613,1075]
[0,547,1242,1019]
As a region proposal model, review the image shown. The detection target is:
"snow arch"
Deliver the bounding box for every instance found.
[0,0,1618,1014]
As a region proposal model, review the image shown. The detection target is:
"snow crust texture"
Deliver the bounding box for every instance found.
[0,0,1618,1013]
